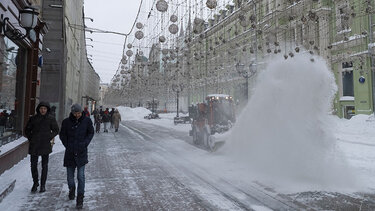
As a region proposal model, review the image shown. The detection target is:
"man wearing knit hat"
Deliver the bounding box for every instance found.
[60,103,94,209]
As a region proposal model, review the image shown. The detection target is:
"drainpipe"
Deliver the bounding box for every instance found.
[370,12,375,115]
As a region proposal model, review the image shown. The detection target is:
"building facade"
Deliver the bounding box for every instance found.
[41,0,100,122]
[0,0,48,145]
[178,0,374,118]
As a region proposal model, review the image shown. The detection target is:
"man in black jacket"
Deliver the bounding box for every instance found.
[59,104,94,209]
[24,101,59,193]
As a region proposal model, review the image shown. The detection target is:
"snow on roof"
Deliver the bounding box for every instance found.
[207,94,230,98]
[331,34,366,46]
[340,96,355,101]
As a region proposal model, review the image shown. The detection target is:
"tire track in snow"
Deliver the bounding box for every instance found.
[123,121,307,210]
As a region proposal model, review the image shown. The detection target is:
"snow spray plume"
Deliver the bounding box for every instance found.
[221,53,360,191]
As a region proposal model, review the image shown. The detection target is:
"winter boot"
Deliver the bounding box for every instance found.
[39,184,46,193]
[69,187,75,200]
[76,194,84,209]
[31,182,39,193]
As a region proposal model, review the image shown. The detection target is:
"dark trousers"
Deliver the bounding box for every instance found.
[30,154,49,186]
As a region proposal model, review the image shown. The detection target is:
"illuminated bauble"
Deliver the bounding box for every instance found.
[169,24,179,34]
[126,50,133,57]
[156,0,168,12]
[121,56,127,64]
[170,14,178,23]
[136,22,143,29]
[127,43,132,48]
[159,35,166,43]
[135,31,144,40]
[206,0,217,9]
[120,70,125,74]
[193,18,204,34]
[162,49,169,55]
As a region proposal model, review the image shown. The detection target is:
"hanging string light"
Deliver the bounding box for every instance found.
[156,0,168,12]
[206,0,217,9]
[136,22,143,29]
[169,24,179,34]
[135,30,144,40]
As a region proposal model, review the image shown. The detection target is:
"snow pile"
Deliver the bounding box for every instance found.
[221,54,360,191]
[117,106,151,121]
[116,106,191,132]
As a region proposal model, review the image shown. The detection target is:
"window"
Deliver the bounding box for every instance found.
[342,70,354,96]
[337,3,350,31]
[0,36,24,145]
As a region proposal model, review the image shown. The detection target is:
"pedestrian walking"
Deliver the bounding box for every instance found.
[94,113,101,133]
[24,101,59,193]
[59,104,94,209]
[109,108,115,128]
[112,109,121,132]
[83,106,90,117]
[92,108,98,117]
[0,110,7,137]
[101,108,110,132]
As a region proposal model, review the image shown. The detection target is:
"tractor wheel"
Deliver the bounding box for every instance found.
[207,135,216,152]
[202,130,210,148]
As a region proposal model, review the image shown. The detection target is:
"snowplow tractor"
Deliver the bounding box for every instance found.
[189,94,235,151]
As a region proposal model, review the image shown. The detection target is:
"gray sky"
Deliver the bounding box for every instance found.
[84,0,232,84]
[84,0,141,83]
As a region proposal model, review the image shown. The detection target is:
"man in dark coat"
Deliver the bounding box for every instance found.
[24,101,59,193]
[59,104,94,209]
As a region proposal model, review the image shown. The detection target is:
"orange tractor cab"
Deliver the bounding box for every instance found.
[189,94,236,151]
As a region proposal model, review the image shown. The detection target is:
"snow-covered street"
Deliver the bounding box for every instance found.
[1,108,375,210]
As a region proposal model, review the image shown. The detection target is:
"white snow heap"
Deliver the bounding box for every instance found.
[221,53,361,190]
[116,106,151,121]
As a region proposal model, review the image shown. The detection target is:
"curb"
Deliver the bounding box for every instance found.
[0,179,16,203]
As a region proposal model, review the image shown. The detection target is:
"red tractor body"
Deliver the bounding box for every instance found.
[189,94,236,150]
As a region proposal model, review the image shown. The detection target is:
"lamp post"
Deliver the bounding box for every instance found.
[0,7,39,40]
[172,84,183,117]
[236,62,256,101]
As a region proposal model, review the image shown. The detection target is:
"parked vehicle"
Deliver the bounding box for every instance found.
[173,116,191,125]
[189,94,236,151]
[144,112,160,120]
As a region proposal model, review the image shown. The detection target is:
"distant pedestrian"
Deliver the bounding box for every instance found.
[92,108,98,117]
[112,109,121,132]
[50,105,56,119]
[24,101,59,193]
[94,113,101,133]
[109,108,115,128]
[59,104,94,209]
[101,108,110,132]
[99,107,104,117]
[83,106,90,117]
[0,110,7,136]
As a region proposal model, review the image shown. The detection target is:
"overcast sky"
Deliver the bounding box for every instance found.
[84,0,141,84]
[84,0,232,84]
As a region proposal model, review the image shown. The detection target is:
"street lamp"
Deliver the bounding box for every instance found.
[236,61,256,101]
[172,84,183,117]
[0,7,39,40]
